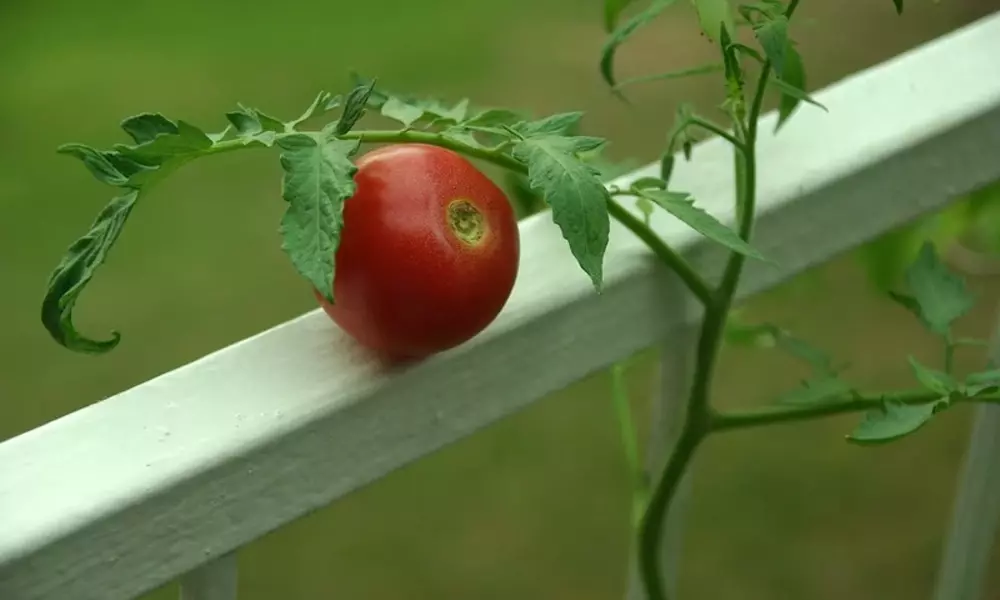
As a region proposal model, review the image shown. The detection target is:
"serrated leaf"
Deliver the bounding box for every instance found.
[600,0,679,88]
[235,104,283,133]
[604,0,637,31]
[114,120,213,163]
[513,112,584,138]
[223,112,277,148]
[41,190,139,353]
[277,134,360,301]
[206,126,232,144]
[776,375,853,405]
[638,190,766,261]
[847,398,946,444]
[57,144,131,186]
[421,98,469,124]
[440,126,485,150]
[289,91,336,129]
[692,0,734,42]
[120,113,179,144]
[753,15,789,77]
[512,135,611,289]
[226,110,263,135]
[902,242,974,336]
[336,79,376,135]
[381,97,425,127]
[463,108,524,128]
[908,355,957,395]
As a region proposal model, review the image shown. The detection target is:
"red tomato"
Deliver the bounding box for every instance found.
[315,143,520,361]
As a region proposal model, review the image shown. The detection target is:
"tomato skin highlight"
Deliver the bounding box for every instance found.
[315,144,520,361]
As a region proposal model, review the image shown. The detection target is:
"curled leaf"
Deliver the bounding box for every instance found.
[41,191,140,353]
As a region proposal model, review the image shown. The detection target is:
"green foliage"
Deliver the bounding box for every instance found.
[907,356,957,396]
[335,79,377,135]
[511,122,612,290]
[725,320,854,405]
[634,189,765,260]
[691,0,734,42]
[40,191,139,353]
[600,0,678,88]
[753,15,788,76]
[889,242,974,337]
[604,0,638,31]
[847,398,946,444]
[277,135,360,302]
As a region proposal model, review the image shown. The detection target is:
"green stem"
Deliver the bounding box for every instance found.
[712,389,1000,431]
[611,362,649,529]
[607,196,713,306]
[945,335,956,375]
[638,36,773,600]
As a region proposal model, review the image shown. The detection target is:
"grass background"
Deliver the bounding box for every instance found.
[2,0,1000,598]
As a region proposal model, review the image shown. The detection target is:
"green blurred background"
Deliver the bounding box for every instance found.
[3,0,1000,598]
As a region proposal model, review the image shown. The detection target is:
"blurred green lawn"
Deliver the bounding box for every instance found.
[2,0,1000,598]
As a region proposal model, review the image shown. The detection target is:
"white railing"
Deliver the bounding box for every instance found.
[2,11,1000,600]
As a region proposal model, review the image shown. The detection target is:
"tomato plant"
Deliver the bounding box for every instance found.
[37,0,1000,598]
[315,143,519,360]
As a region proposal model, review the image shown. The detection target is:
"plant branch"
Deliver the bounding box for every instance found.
[712,390,1000,431]
[607,196,713,306]
[687,116,746,153]
[638,20,777,597]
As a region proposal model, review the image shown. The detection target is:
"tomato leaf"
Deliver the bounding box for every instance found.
[907,356,957,396]
[113,119,213,163]
[335,79,376,135]
[604,0,637,31]
[773,44,822,131]
[288,90,340,129]
[120,113,180,144]
[462,108,525,128]
[691,0,734,42]
[600,0,679,88]
[753,15,789,77]
[512,134,611,290]
[381,97,426,128]
[847,398,947,445]
[513,112,583,137]
[892,241,973,337]
[41,190,140,353]
[636,189,767,261]
[224,109,278,147]
[277,134,360,302]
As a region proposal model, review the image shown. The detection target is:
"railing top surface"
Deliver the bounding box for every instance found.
[3,11,1000,600]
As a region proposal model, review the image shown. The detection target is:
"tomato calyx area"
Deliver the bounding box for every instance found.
[447,198,487,246]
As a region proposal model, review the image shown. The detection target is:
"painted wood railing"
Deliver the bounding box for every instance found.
[2,11,999,600]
